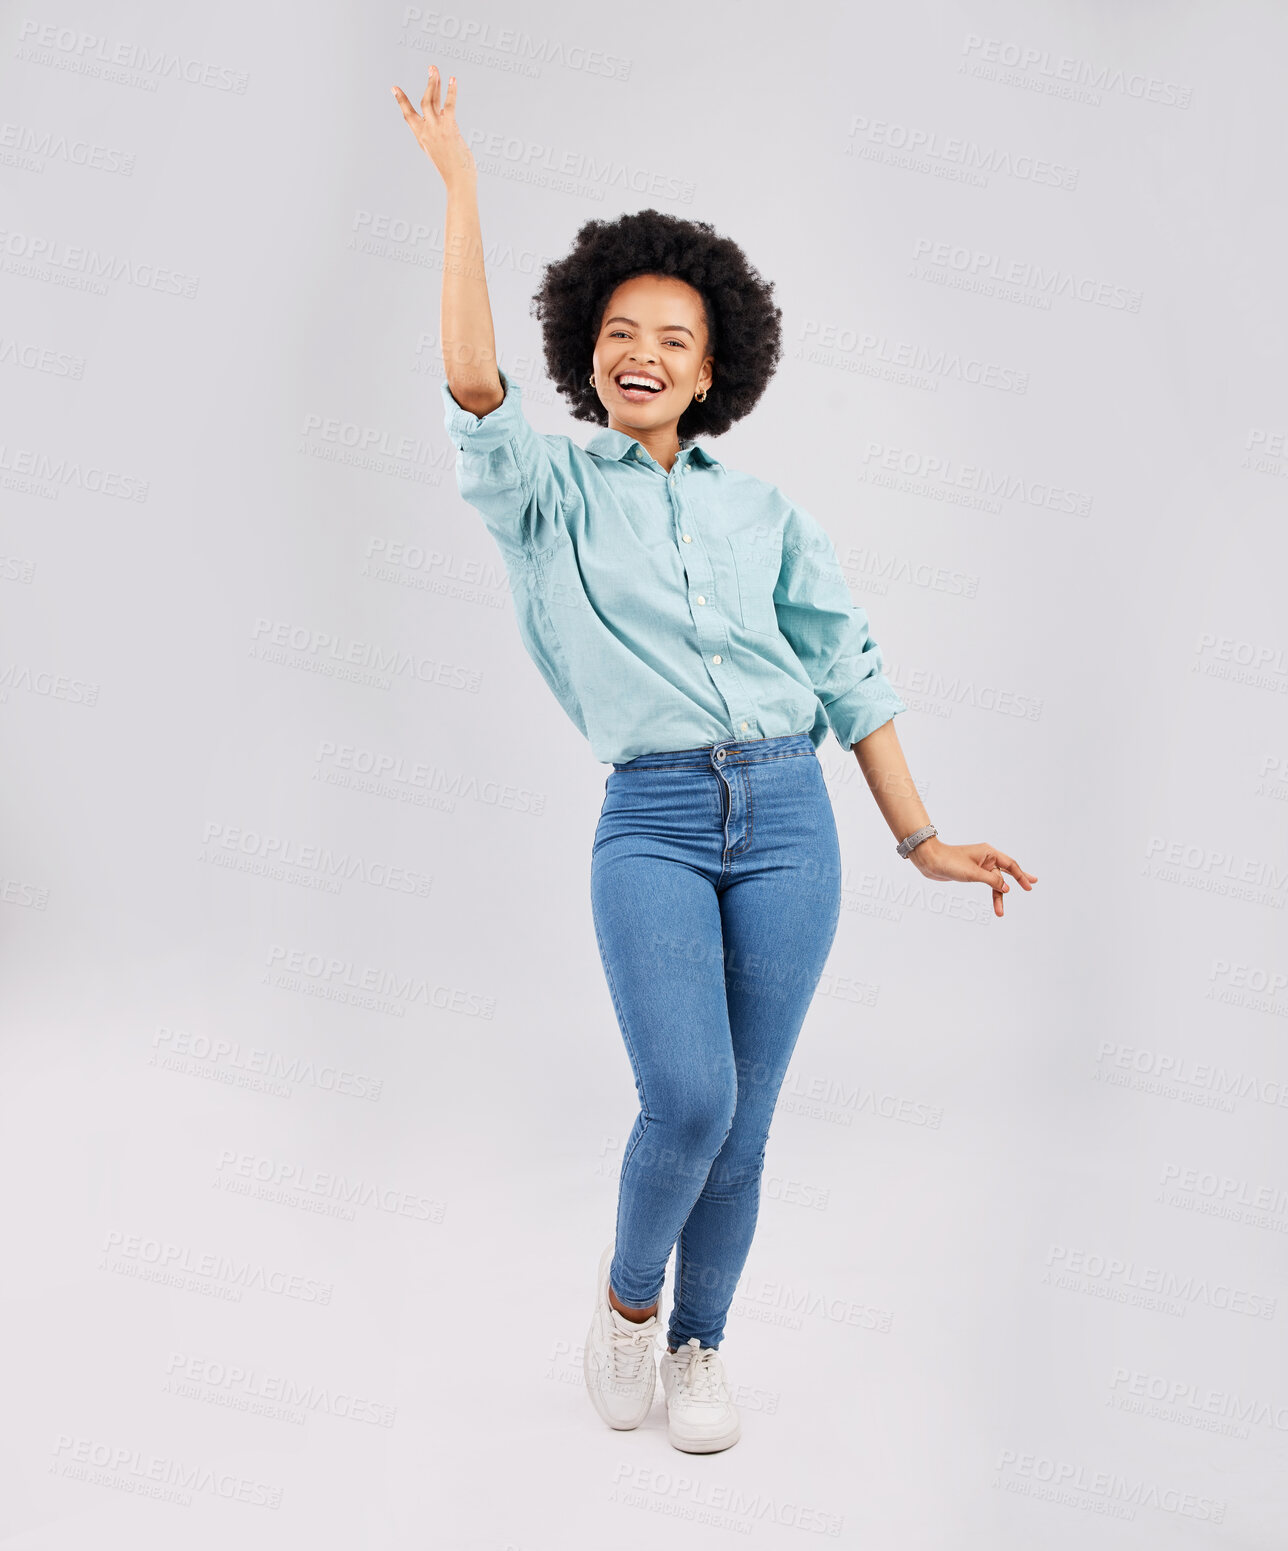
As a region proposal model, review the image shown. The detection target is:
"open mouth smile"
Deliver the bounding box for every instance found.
[615,372,667,402]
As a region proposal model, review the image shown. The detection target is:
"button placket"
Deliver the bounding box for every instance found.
[670,455,752,736]
[671,455,713,641]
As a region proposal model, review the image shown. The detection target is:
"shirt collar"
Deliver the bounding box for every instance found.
[584,426,722,471]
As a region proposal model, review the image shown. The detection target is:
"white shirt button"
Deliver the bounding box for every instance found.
[696,595,706,605]
[712,654,722,664]
[682,534,692,543]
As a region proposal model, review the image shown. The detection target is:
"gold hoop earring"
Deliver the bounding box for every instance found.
[588,372,595,386]
[695,386,707,402]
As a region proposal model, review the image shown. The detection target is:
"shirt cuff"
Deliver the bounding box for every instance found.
[441,368,522,451]
[822,676,908,749]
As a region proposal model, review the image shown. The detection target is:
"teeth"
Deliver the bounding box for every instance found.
[619,375,662,391]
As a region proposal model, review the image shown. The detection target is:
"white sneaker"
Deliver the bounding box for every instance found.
[583,1242,659,1429]
[659,1336,741,1452]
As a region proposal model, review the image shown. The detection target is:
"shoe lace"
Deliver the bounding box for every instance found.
[675,1340,722,1402]
[610,1318,655,1380]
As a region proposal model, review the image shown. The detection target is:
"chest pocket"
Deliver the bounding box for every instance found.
[725,527,782,636]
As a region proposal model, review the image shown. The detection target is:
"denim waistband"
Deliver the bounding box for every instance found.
[612,731,816,771]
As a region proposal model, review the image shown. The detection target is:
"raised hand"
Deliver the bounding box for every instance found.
[391,64,476,189]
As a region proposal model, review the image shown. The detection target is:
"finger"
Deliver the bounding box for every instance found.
[425,63,441,116]
[991,850,1038,888]
[995,856,1024,889]
[444,73,457,114]
[395,91,425,131]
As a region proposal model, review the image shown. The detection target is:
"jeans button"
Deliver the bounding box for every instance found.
[715,749,725,761]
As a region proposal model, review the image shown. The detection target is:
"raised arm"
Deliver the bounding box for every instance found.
[392,65,502,416]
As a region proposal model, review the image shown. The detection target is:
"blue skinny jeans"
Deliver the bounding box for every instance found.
[590,731,842,1351]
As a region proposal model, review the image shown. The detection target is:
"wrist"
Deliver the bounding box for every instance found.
[909,834,945,862]
[896,825,942,862]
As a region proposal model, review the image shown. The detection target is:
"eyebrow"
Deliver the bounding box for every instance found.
[603,315,696,339]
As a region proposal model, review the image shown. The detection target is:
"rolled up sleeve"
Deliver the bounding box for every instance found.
[774,501,907,749]
[440,369,563,552]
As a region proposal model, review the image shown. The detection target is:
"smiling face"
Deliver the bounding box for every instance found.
[591,273,714,439]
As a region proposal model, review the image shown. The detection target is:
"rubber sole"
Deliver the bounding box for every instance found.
[667,1420,742,1453]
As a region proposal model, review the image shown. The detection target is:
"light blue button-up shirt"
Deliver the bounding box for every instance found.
[441,369,907,765]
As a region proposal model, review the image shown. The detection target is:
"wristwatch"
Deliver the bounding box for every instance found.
[896,824,937,859]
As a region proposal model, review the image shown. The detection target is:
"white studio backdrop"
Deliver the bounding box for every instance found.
[2,1,1285,1546]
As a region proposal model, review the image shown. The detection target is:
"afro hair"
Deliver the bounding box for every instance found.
[529,207,783,440]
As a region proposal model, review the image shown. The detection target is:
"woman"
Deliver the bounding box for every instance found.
[394,67,1038,1454]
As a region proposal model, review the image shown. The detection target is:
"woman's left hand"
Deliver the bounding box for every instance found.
[906,838,1038,919]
